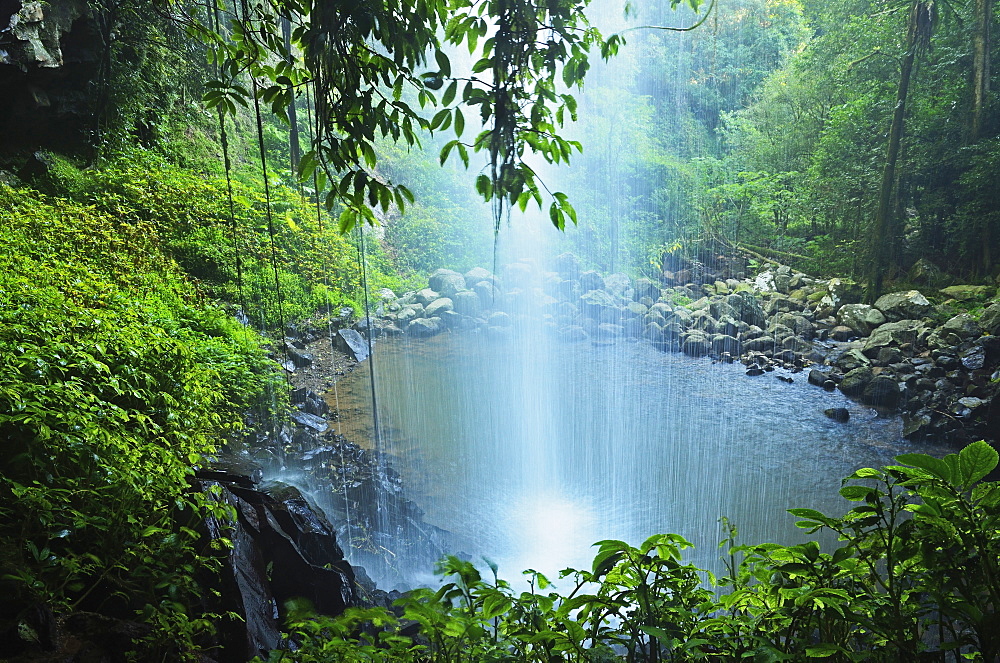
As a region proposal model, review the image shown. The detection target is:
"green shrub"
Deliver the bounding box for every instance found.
[0,183,275,658]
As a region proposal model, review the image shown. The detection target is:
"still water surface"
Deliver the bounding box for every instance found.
[330,327,937,588]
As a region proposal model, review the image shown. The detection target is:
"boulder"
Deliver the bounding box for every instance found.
[835,348,870,372]
[875,346,903,366]
[633,278,661,302]
[406,318,442,337]
[824,407,851,422]
[709,299,739,322]
[596,323,625,340]
[580,289,620,321]
[874,290,933,322]
[768,323,795,343]
[711,334,741,355]
[774,272,792,294]
[939,284,994,301]
[604,273,633,299]
[690,310,718,334]
[862,376,901,409]
[472,280,501,307]
[452,290,482,317]
[782,336,813,354]
[579,270,605,292]
[464,267,494,288]
[428,270,467,297]
[424,297,454,317]
[415,288,440,305]
[682,333,712,357]
[808,369,829,386]
[830,325,855,342]
[193,471,356,659]
[553,252,582,280]
[395,306,420,324]
[908,258,945,286]
[716,315,742,337]
[650,302,673,317]
[291,388,329,417]
[336,328,371,362]
[764,294,801,316]
[666,308,693,329]
[980,303,1000,336]
[727,293,767,328]
[291,410,328,433]
[837,304,885,336]
[938,313,982,345]
[774,312,815,339]
[487,311,512,327]
[820,278,864,313]
[862,319,924,357]
[623,301,648,319]
[903,411,933,438]
[743,336,776,353]
[286,348,314,368]
[839,367,874,397]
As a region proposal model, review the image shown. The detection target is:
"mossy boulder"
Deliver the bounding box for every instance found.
[874,290,933,322]
[939,284,995,301]
[839,366,874,397]
[837,304,885,336]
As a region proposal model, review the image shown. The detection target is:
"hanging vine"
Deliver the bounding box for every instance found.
[179,0,704,232]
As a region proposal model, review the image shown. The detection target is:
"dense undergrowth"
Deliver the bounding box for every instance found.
[266,442,1000,662]
[0,145,402,657]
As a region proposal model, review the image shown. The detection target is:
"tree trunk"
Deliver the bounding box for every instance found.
[282,16,301,176]
[867,1,930,301]
[971,0,992,142]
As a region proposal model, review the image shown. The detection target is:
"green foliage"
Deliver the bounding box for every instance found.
[0,182,273,657]
[712,0,1000,281]
[36,147,381,332]
[263,442,1000,662]
[191,0,702,233]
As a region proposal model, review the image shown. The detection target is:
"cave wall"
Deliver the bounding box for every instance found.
[0,0,101,151]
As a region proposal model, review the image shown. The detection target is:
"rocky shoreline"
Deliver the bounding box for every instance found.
[186,255,999,657]
[359,254,999,447]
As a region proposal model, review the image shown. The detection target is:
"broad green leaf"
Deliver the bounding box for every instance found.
[806,643,842,657]
[896,453,954,483]
[434,49,451,78]
[839,485,875,501]
[958,440,998,486]
[787,508,832,524]
[442,80,457,107]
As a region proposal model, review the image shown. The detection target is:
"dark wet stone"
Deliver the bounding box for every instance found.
[830,325,854,341]
[286,347,314,368]
[337,328,371,362]
[962,345,986,371]
[808,369,828,387]
[291,411,328,433]
[711,334,741,355]
[743,336,776,353]
[746,367,765,376]
[824,407,850,422]
[861,375,901,409]
[839,367,874,397]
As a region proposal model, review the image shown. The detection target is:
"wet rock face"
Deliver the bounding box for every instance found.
[196,467,357,661]
[1,0,101,149]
